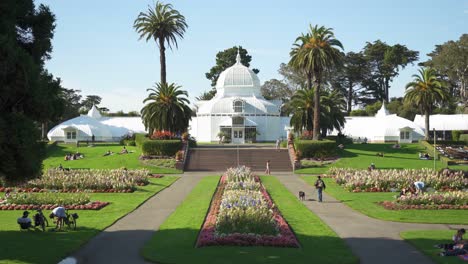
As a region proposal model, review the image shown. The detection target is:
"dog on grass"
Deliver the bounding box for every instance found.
[298,191,305,201]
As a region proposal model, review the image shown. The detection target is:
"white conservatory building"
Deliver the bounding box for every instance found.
[189,51,290,143]
[332,103,425,143]
[47,105,146,142]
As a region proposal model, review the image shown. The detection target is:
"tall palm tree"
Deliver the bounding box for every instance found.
[289,25,343,140]
[134,1,187,84]
[404,68,448,140]
[141,82,192,134]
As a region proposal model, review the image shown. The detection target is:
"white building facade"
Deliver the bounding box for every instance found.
[189,51,290,143]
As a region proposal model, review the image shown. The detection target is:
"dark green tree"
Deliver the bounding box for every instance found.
[141,82,192,134]
[81,95,102,111]
[424,34,467,103]
[0,0,62,183]
[134,1,187,84]
[362,40,419,103]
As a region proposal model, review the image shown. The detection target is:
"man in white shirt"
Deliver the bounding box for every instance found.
[17,211,32,229]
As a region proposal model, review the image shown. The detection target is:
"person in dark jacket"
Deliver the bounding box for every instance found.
[314,176,326,202]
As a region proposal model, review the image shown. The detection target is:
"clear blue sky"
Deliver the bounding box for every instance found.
[37,0,467,112]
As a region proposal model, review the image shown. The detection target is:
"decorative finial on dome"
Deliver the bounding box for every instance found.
[236,47,241,64]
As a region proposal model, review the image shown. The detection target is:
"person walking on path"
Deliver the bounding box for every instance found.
[314,176,326,202]
[275,138,281,151]
[265,160,271,175]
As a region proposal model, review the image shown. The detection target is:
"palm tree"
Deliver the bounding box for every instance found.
[141,82,192,134]
[289,88,315,132]
[289,25,343,140]
[404,68,449,140]
[319,88,346,137]
[288,87,346,135]
[134,1,187,84]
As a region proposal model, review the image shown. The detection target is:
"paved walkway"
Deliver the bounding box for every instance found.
[70,172,208,264]
[276,174,466,264]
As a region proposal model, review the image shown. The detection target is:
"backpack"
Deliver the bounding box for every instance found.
[316,180,324,188]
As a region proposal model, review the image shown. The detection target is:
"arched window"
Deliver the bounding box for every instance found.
[232,116,244,126]
[233,100,244,112]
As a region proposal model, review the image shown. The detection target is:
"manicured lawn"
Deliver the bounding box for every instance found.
[0,176,179,264]
[400,230,465,264]
[302,176,468,224]
[295,143,468,174]
[43,143,181,173]
[143,176,357,264]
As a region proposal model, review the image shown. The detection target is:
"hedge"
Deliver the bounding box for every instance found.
[294,139,336,158]
[135,133,149,147]
[460,134,468,143]
[141,140,182,156]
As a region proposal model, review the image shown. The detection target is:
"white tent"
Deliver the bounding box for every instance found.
[414,114,468,132]
[47,106,147,142]
[332,103,425,143]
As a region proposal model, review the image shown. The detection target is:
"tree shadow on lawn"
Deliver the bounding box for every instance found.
[0,226,104,264]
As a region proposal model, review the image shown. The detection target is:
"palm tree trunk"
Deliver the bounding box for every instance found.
[424,108,430,140]
[347,82,353,114]
[307,71,313,90]
[159,38,167,84]
[41,121,47,140]
[313,73,321,140]
[384,78,389,103]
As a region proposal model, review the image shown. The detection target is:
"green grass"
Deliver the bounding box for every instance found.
[302,176,468,224]
[142,176,358,264]
[0,176,179,264]
[43,143,181,173]
[295,143,468,174]
[400,230,465,264]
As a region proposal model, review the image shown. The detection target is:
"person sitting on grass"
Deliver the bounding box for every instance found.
[18,211,33,230]
[439,241,468,257]
[435,228,466,250]
[338,144,345,149]
[120,146,128,154]
[368,163,376,171]
[103,150,113,156]
[392,143,401,149]
[49,206,67,230]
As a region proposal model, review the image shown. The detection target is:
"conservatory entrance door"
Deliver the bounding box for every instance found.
[232,128,244,144]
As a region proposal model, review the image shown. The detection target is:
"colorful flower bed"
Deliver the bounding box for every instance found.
[196,166,299,247]
[330,168,467,192]
[0,192,109,210]
[380,191,468,210]
[23,169,149,192]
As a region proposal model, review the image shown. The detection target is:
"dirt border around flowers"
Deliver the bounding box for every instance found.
[378,201,468,210]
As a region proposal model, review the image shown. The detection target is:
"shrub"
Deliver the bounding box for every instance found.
[181,132,189,141]
[350,109,368,116]
[135,133,149,147]
[188,138,197,148]
[175,150,184,161]
[460,134,468,143]
[123,139,136,146]
[294,139,336,158]
[141,140,182,156]
[452,130,462,141]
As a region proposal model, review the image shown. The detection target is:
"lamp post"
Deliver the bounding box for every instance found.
[433,128,436,171]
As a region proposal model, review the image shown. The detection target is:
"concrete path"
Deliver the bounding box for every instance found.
[70,172,208,264]
[275,174,467,264]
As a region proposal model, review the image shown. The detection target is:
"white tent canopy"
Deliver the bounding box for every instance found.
[47,106,146,142]
[414,114,468,132]
[332,103,425,143]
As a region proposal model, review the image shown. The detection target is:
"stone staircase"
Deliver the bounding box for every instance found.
[185,147,292,172]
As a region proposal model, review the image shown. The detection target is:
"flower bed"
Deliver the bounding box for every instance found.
[24,169,149,192]
[331,168,467,192]
[0,192,109,210]
[380,191,468,210]
[196,166,299,247]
